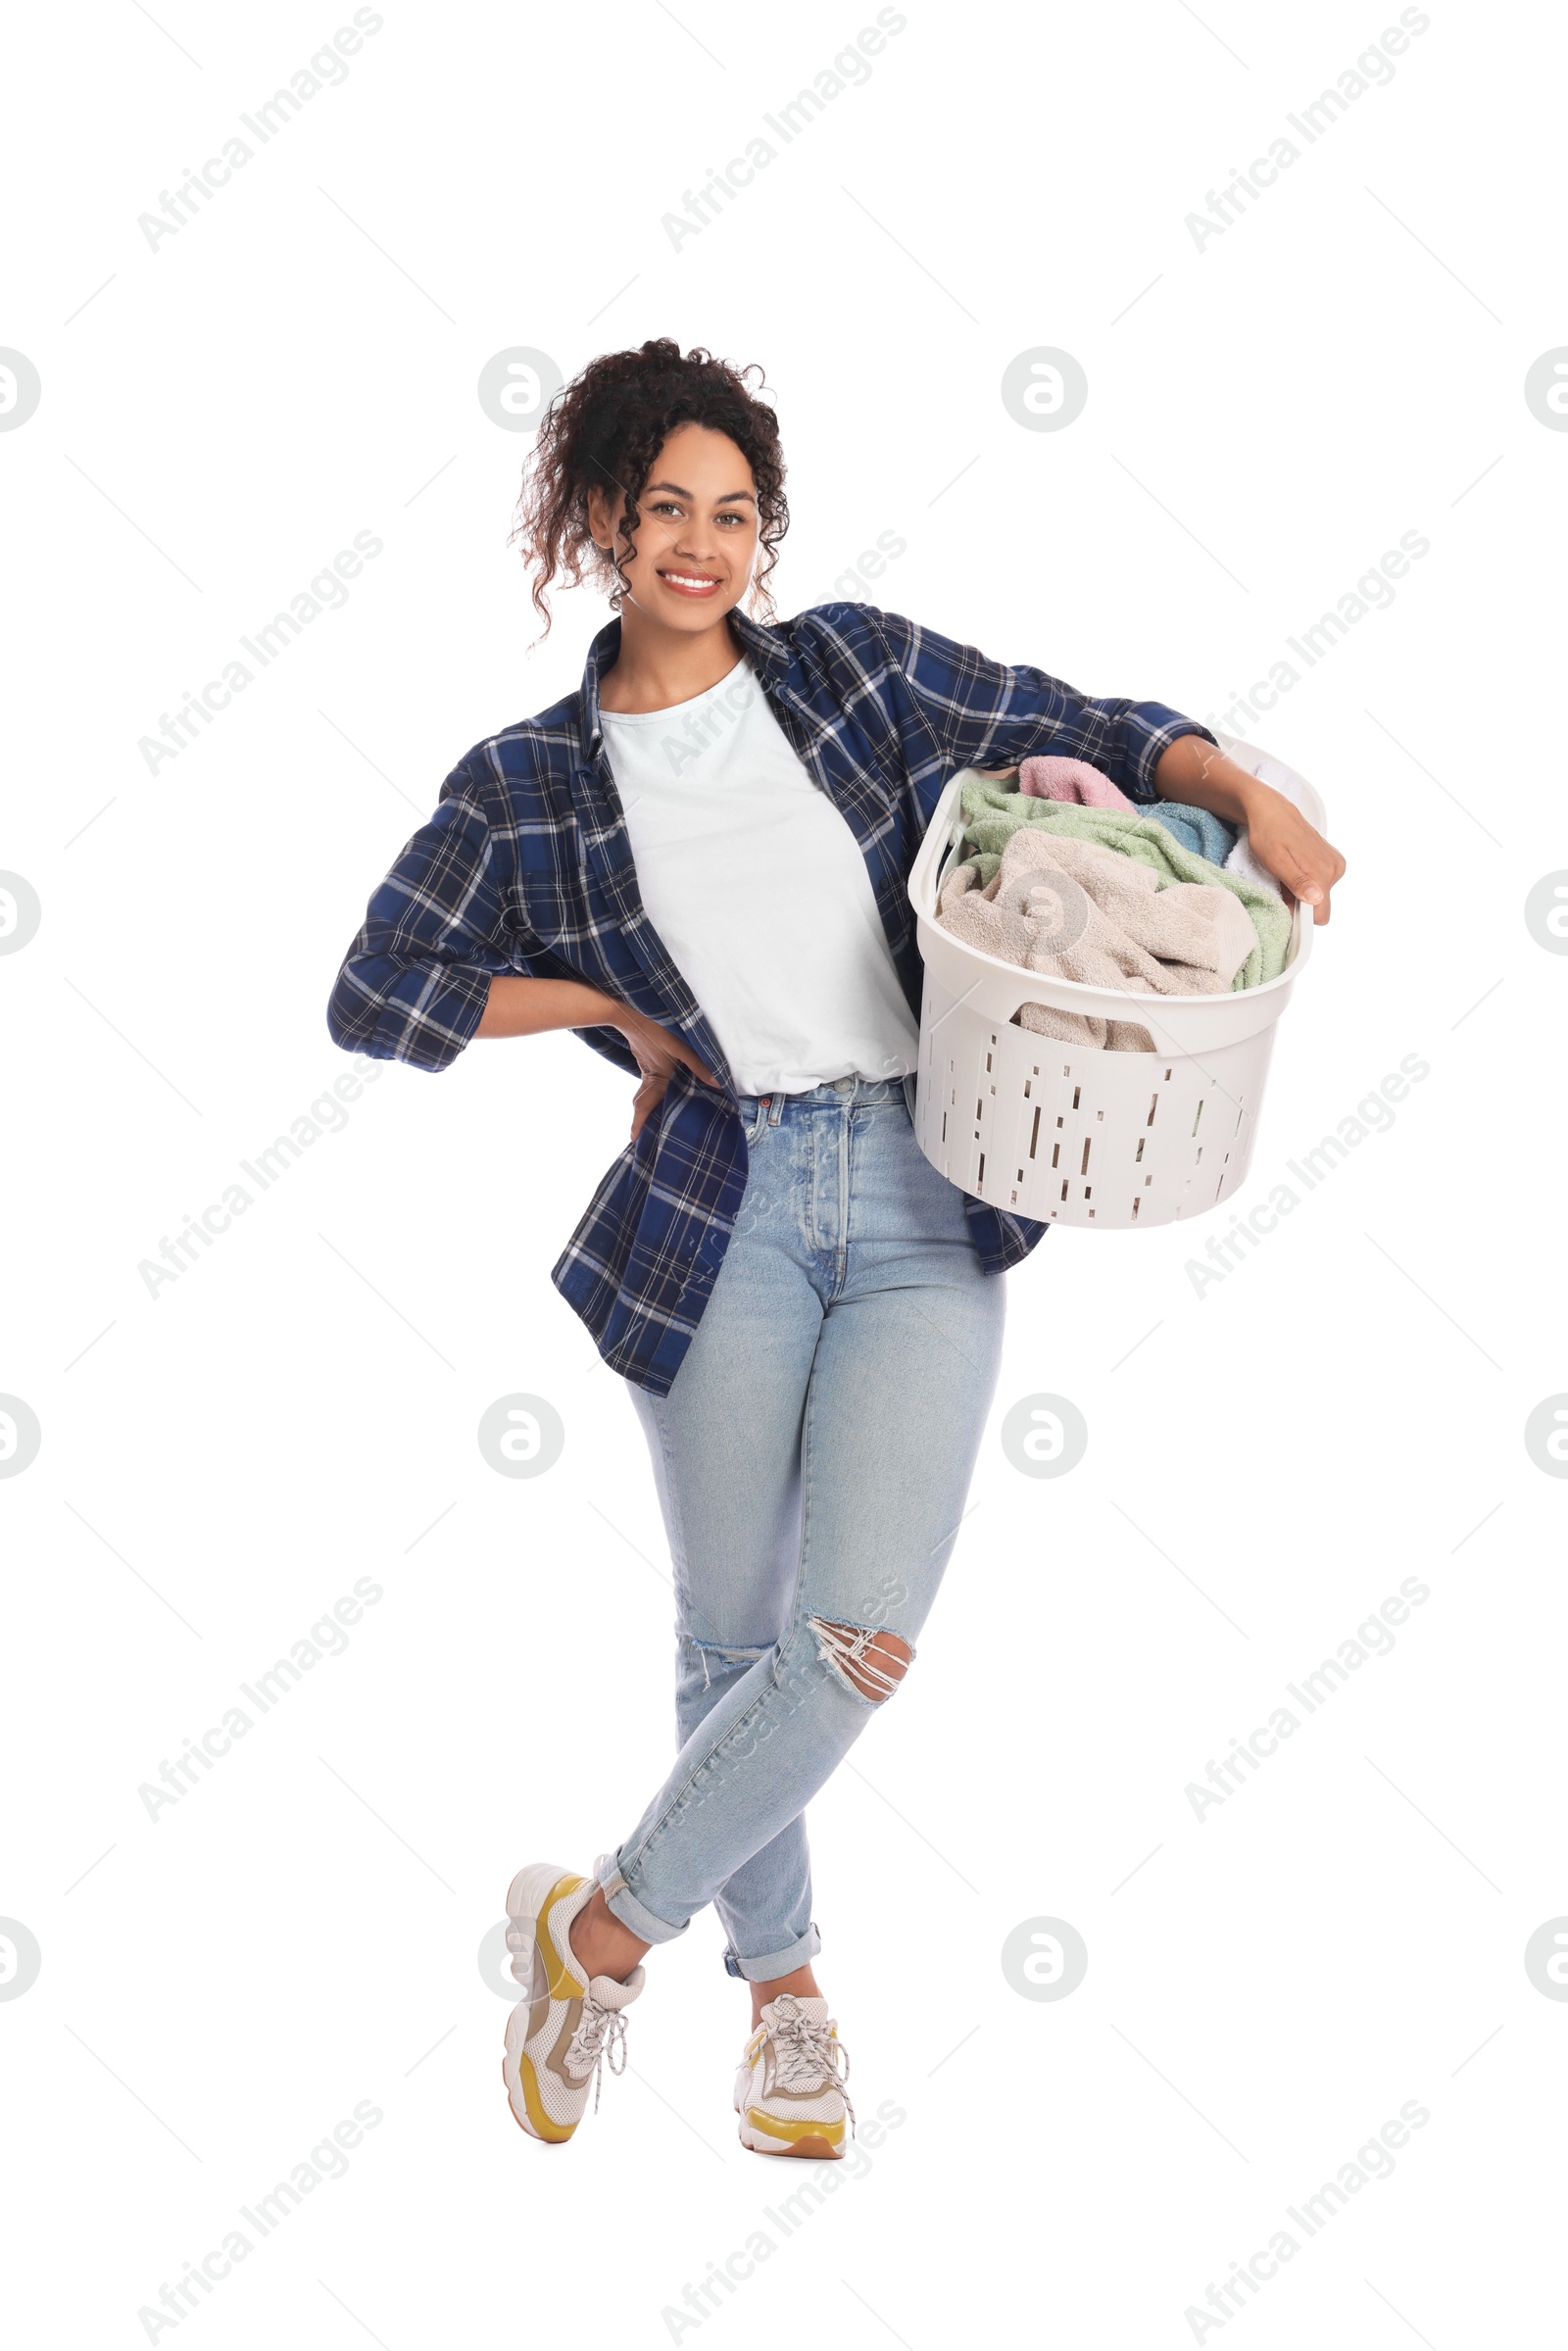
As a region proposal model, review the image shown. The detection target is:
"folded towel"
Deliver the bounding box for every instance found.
[1138,800,1239,866]
[953,781,1291,988]
[938,827,1258,1052]
[1018,755,1137,809]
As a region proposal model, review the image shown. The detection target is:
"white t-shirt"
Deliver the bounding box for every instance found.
[599,659,920,1095]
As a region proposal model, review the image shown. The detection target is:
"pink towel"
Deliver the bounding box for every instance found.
[1018,755,1136,810]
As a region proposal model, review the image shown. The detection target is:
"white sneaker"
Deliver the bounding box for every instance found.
[733,1992,855,2158]
[502,1862,645,2144]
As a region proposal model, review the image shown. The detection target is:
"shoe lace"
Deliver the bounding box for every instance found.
[564,1994,629,2113]
[768,1997,857,2132]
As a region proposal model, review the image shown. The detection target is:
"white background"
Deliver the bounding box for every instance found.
[4,1,1565,2344]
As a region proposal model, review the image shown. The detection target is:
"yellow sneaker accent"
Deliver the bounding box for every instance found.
[515,2049,576,2143]
[535,1874,588,2000]
[745,2107,846,2145]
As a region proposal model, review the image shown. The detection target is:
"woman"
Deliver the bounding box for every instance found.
[327,339,1344,2160]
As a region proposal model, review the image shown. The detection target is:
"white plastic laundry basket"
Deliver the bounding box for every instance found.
[907,736,1324,1230]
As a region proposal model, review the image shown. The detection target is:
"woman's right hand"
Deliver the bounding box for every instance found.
[606,1003,721,1140]
[474,975,720,1139]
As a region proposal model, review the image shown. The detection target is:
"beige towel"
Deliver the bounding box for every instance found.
[938,827,1256,1052]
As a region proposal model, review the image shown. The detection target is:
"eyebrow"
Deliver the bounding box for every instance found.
[642,479,756,505]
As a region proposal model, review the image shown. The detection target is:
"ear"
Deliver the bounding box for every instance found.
[585,482,618,548]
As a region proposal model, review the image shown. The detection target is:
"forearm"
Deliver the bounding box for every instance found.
[475,972,720,1131]
[1152,735,1267,824]
[475,973,619,1039]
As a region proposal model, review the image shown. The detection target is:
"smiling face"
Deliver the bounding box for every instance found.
[586,421,760,635]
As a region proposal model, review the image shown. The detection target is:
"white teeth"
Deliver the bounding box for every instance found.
[663,571,717,588]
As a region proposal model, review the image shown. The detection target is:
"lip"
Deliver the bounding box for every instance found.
[658,568,724,599]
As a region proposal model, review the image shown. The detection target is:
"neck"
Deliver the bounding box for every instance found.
[599,602,743,713]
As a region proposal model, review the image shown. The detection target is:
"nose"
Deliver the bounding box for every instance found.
[673,517,719,563]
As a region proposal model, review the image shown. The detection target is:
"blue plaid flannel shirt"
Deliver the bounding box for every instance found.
[326,602,1214,1394]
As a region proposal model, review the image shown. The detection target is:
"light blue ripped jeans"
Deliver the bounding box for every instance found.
[600,1075,1006,1982]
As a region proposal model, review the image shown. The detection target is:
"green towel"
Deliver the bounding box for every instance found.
[954,781,1291,989]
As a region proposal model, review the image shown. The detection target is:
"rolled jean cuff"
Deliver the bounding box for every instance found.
[598,1858,689,1948]
[721,1921,822,1983]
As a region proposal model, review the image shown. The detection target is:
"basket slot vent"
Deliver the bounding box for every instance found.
[1029,1106,1042,1159]
[1135,1139,1145,1163]
[1147,1096,1158,1127]
[977,1152,986,1185]
[1080,1138,1092,1176]
[1131,1197,1141,1219]
[1192,1100,1204,1138]
[1052,1143,1060,1169]
[1071,1085,1081,1110]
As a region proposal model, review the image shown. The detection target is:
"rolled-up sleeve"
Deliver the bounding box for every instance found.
[872,607,1215,804]
[326,778,519,1072]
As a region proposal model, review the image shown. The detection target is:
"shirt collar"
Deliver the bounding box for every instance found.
[578,606,791,758]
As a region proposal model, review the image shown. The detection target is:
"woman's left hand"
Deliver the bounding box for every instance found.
[1241,785,1346,923]
[1151,736,1346,922]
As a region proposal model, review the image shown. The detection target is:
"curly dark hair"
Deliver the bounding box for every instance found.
[512,338,789,635]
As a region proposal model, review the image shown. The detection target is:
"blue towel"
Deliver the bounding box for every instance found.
[1144,801,1238,865]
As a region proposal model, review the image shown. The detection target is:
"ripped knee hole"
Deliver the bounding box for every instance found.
[808,1618,913,1703]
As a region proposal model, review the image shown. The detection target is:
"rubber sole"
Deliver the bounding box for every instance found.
[734,2097,845,2159]
[736,2121,844,2159]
